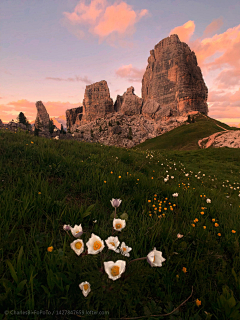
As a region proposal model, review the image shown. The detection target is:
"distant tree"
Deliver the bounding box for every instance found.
[116,121,120,126]
[91,129,94,138]
[127,127,133,140]
[187,115,191,123]
[192,117,195,123]
[108,120,112,127]
[99,125,102,132]
[34,116,42,136]
[17,112,31,130]
[49,119,55,134]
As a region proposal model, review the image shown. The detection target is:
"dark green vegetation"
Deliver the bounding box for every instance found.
[0,115,240,320]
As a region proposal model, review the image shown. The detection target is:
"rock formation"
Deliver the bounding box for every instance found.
[64,34,212,148]
[82,80,114,123]
[66,106,83,131]
[142,34,208,120]
[119,86,143,116]
[34,101,50,130]
[198,130,240,149]
[114,95,124,112]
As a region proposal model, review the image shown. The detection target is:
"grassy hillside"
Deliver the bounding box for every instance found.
[0,128,240,320]
[132,112,240,152]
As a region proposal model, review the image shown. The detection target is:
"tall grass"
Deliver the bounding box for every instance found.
[0,128,240,320]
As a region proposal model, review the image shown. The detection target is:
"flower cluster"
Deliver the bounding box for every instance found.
[63,198,166,297]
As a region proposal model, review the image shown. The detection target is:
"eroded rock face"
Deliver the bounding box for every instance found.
[198,130,240,149]
[35,101,50,130]
[142,34,208,120]
[81,80,114,123]
[119,86,143,116]
[66,106,83,131]
[114,95,124,112]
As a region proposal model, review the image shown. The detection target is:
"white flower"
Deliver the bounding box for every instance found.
[147,247,166,267]
[172,193,178,197]
[105,236,120,253]
[206,198,211,203]
[113,218,126,232]
[119,242,132,257]
[171,176,174,179]
[63,224,71,231]
[79,281,91,297]
[93,220,97,223]
[70,239,84,256]
[177,233,183,238]
[54,128,58,132]
[104,260,126,281]
[70,224,83,237]
[53,136,59,140]
[72,134,74,137]
[238,194,240,197]
[185,173,189,176]
[86,233,105,254]
[203,174,205,176]
[110,198,122,208]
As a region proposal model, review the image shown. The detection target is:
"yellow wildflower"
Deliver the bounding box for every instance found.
[196,299,201,307]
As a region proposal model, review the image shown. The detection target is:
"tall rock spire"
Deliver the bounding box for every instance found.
[141,34,208,120]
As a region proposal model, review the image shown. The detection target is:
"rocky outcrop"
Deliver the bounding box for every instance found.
[81,80,114,124]
[142,34,208,120]
[114,95,124,112]
[35,101,50,130]
[65,111,199,149]
[119,86,143,116]
[198,130,240,149]
[66,106,83,131]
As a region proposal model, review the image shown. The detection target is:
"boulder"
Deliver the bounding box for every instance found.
[119,86,143,116]
[142,34,208,120]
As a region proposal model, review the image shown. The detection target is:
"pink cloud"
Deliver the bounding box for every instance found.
[62,0,149,46]
[0,100,81,123]
[63,0,107,25]
[115,64,145,82]
[203,17,224,37]
[169,20,195,43]
[45,75,93,84]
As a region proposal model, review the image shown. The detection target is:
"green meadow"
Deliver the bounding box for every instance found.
[0,113,240,320]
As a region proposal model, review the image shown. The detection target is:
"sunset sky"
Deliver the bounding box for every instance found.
[1,0,240,127]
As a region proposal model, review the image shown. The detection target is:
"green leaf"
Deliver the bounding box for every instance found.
[6,260,18,284]
[82,204,95,219]
[120,212,128,221]
[228,296,236,309]
[17,246,24,279]
[16,279,27,294]
[41,285,50,295]
[47,269,55,291]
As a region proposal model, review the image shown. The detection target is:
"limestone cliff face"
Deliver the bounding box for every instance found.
[142,34,208,120]
[35,101,50,129]
[81,80,114,123]
[119,86,143,116]
[66,106,83,131]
